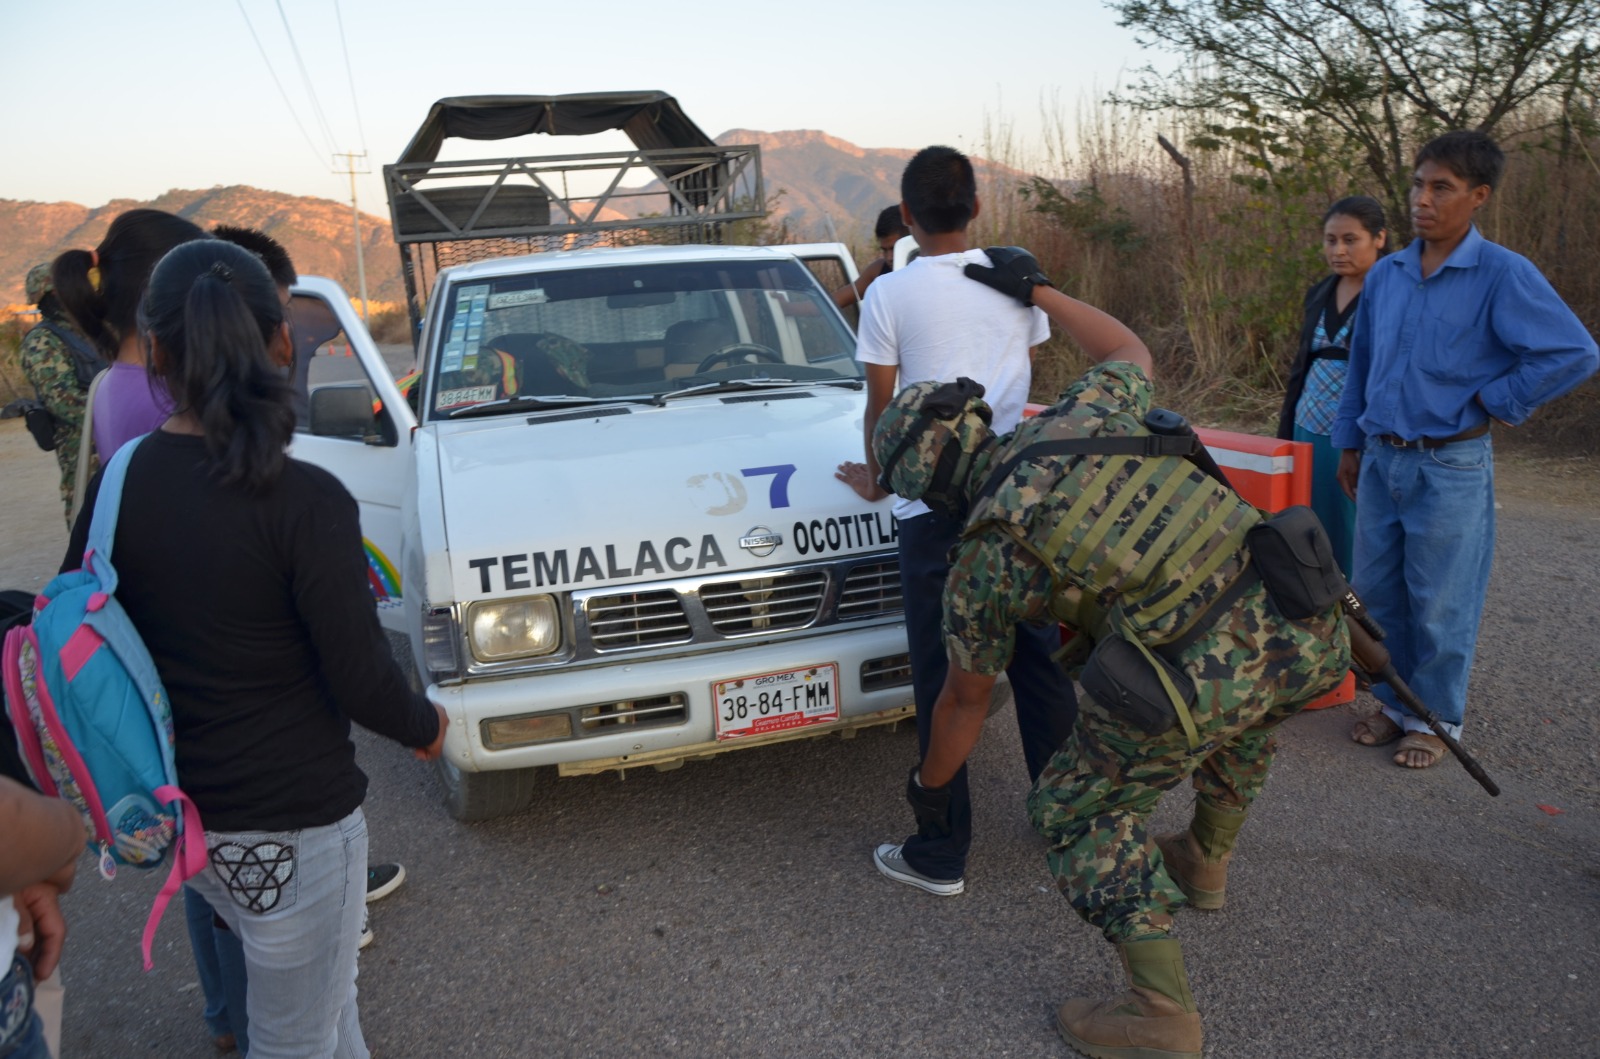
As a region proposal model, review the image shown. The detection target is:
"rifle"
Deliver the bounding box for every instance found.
[1144,409,1501,796]
[1339,590,1500,796]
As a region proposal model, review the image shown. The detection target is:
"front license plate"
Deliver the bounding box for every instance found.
[713,663,839,740]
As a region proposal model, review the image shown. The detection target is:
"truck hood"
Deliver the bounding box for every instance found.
[431,388,898,602]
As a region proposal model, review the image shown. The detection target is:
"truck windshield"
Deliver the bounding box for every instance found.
[426,258,860,418]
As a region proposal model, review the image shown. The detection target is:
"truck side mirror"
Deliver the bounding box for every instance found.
[309,384,385,443]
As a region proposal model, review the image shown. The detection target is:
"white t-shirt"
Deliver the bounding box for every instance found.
[856,249,1049,520]
[1,895,17,969]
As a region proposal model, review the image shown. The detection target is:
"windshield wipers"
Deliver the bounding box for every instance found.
[444,394,657,420]
[652,377,863,406]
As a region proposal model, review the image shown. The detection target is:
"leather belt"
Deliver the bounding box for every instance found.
[1376,422,1489,450]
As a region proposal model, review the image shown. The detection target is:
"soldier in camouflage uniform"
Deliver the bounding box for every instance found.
[873,250,1350,1059]
[18,264,100,521]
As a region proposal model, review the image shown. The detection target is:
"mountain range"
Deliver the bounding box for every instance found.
[1,130,1021,309]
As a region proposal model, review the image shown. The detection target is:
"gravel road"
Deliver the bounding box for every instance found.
[2,418,1596,1058]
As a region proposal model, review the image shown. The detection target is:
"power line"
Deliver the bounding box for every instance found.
[235,0,329,170]
[333,0,369,155]
[274,0,340,156]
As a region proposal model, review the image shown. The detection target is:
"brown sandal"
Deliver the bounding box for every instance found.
[1394,732,1447,768]
[1351,713,1402,746]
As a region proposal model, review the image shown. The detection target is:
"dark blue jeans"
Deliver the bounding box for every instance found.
[896,510,1078,881]
[0,954,48,1059]
[184,885,250,1053]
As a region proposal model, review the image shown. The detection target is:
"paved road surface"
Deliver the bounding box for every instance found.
[2,418,1596,1057]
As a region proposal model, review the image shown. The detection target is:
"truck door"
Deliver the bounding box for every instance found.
[286,277,417,631]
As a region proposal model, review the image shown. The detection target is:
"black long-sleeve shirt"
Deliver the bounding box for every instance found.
[65,432,438,832]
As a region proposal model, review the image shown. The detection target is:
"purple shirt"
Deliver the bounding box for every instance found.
[93,362,175,459]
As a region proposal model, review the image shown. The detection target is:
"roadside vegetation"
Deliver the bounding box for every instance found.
[0,317,28,405]
[833,1,1600,448]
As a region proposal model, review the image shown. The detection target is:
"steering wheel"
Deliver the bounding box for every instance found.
[695,343,783,374]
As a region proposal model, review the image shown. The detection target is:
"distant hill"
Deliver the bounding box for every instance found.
[1,131,1028,306]
[712,129,916,238]
[0,186,402,310]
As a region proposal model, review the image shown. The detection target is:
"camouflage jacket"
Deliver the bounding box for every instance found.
[943,361,1256,676]
[19,313,95,517]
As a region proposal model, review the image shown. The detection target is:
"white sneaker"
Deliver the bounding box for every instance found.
[872,842,965,896]
[358,907,374,950]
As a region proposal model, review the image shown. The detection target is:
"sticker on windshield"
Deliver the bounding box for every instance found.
[489,289,548,309]
[441,341,465,373]
[436,385,497,410]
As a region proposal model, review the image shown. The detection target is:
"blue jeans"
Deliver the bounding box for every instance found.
[1352,434,1495,734]
[0,954,47,1059]
[896,510,1078,881]
[183,886,250,1052]
[186,809,370,1059]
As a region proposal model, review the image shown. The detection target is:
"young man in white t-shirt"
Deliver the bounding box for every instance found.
[837,145,1077,896]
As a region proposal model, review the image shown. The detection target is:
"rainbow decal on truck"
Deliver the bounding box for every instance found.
[363,539,402,608]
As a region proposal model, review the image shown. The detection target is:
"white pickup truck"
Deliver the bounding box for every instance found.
[284,94,914,819]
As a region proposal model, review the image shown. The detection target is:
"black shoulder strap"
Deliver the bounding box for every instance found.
[972,433,1198,510]
[36,320,107,387]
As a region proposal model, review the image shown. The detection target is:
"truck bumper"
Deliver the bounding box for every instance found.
[432,623,914,774]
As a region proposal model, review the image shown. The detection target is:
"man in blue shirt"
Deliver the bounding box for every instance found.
[1333,131,1598,768]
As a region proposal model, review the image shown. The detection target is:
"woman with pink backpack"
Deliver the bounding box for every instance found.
[63,239,447,1058]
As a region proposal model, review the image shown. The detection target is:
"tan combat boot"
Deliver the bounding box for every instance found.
[1056,937,1202,1059]
[1155,799,1246,910]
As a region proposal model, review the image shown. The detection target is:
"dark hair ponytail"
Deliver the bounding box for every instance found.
[143,241,295,492]
[50,248,113,352]
[51,208,210,357]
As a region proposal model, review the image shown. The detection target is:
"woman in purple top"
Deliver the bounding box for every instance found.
[50,209,209,459]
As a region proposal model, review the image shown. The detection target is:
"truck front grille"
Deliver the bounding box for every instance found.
[586,589,691,649]
[700,571,828,635]
[837,561,902,620]
[572,555,900,659]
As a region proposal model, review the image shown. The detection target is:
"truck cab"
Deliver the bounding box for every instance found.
[287,94,914,819]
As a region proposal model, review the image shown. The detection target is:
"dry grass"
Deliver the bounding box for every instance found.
[0,318,28,404]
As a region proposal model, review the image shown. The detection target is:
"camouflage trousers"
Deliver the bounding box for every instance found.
[1026,579,1349,944]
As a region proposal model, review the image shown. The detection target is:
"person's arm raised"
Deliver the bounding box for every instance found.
[965,247,1152,375]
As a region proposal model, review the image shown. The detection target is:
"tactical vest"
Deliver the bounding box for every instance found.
[962,403,1260,654]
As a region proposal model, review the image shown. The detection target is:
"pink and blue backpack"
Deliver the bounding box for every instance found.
[2,436,205,970]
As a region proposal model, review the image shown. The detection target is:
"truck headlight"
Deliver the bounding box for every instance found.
[467,596,561,661]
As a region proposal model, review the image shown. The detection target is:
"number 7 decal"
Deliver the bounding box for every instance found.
[741,464,796,509]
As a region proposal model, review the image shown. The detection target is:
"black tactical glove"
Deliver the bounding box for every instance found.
[962,246,1053,306]
[905,765,954,840]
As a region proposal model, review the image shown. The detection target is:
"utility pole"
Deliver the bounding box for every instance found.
[332,151,371,321]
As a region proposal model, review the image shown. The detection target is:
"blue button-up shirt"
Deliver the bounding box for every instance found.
[1332,226,1598,449]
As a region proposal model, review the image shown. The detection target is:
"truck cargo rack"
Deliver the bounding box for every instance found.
[384,144,764,322]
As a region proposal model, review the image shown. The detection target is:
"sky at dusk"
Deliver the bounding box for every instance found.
[3,0,1171,218]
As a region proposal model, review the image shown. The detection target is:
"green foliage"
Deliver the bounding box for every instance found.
[1019,177,1145,252]
[1108,0,1600,241]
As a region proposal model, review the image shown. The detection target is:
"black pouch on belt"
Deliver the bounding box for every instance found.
[1080,633,1196,736]
[1245,505,1348,620]
[2,398,58,451]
